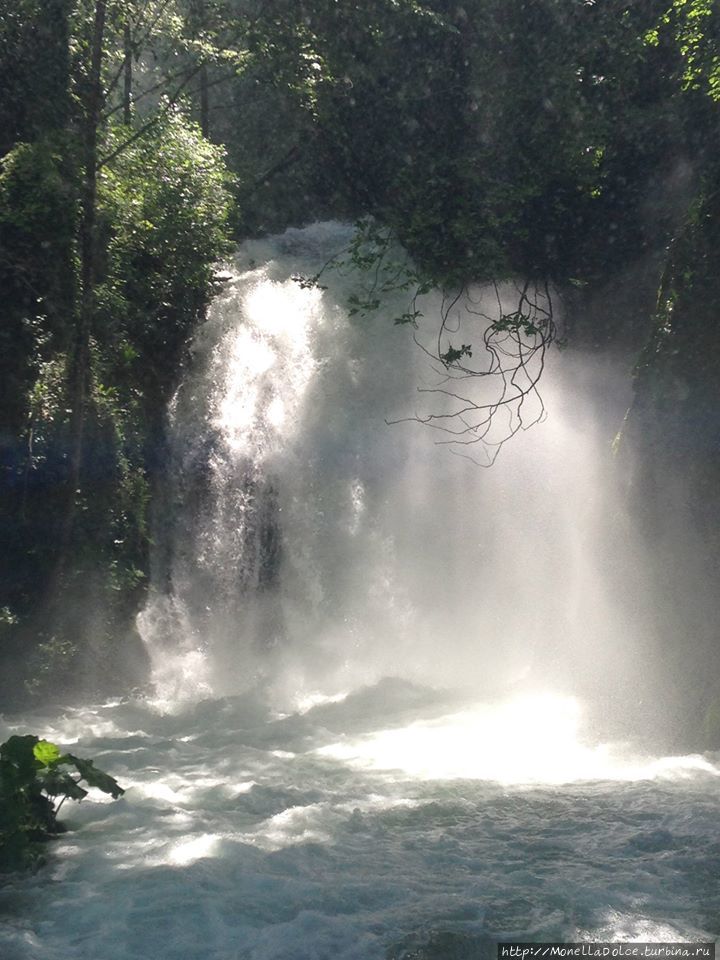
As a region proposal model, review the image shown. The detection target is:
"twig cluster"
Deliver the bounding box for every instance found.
[389,279,556,466]
[291,224,556,466]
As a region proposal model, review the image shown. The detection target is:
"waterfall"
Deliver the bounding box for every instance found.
[10,222,718,960]
[138,222,659,736]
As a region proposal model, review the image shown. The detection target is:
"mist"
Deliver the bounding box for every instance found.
[136,224,668,748]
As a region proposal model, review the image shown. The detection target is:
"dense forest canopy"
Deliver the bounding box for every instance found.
[0,0,719,736]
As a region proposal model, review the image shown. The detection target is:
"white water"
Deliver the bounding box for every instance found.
[1,689,719,959]
[3,223,719,957]
[138,222,661,731]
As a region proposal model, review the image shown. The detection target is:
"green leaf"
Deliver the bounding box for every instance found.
[67,756,125,799]
[33,740,61,767]
[0,735,40,783]
[2,733,124,873]
[42,771,88,801]
[440,343,473,365]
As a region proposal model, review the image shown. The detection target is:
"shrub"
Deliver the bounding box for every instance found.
[0,734,124,872]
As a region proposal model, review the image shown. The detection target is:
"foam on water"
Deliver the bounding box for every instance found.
[1,689,719,960]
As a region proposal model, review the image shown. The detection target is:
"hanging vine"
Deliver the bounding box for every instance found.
[293,220,557,465]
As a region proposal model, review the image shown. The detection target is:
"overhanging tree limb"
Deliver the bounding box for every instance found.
[293,223,556,465]
[387,280,556,465]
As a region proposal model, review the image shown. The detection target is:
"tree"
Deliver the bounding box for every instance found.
[0,0,236,705]
[242,0,687,460]
[0,734,123,872]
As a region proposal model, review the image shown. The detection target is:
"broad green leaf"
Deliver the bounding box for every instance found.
[33,740,61,766]
[67,756,125,799]
[42,771,88,801]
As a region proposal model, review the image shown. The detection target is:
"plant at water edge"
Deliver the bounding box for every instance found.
[0,734,124,872]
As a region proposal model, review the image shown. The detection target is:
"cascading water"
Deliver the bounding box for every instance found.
[139,221,659,736]
[4,224,719,960]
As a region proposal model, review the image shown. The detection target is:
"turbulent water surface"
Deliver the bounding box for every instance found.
[1,689,720,960]
[3,224,719,958]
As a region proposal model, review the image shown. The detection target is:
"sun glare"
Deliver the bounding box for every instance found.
[317,692,720,785]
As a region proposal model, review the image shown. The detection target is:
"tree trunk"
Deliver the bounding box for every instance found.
[56,0,107,576]
[190,0,210,137]
[200,62,209,137]
[123,19,132,125]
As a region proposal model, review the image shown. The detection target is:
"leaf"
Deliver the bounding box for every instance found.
[393,311,421,327]
[67,756,125,799]
[41,771,88,801]
[1,734,38,761]
[0,735,40,784]
[33,740,61,767]
[440,343,473,365]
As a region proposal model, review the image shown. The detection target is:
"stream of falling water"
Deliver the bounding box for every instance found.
[2,224,719,959]
[138,222,662,730]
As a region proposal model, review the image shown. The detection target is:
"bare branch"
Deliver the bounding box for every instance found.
[387,279,556,465]
[291,224,556,465]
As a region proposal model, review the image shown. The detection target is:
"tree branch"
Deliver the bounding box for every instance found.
[386,280,555,465]
[97,61,204,168]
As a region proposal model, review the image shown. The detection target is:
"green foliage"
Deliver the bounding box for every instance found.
[292,219,434,329]
[439,344,473,366]
[0,138,75,235]
[0,0,71,151]
[0,136,76,434]
[98,107,235,397]
[0,133,77,698]
[243,0,690,291]
[647,0,720,99]
[0,2,237,707]
[0,734,124,872]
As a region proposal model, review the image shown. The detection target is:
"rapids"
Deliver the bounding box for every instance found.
[0,689,719,959]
